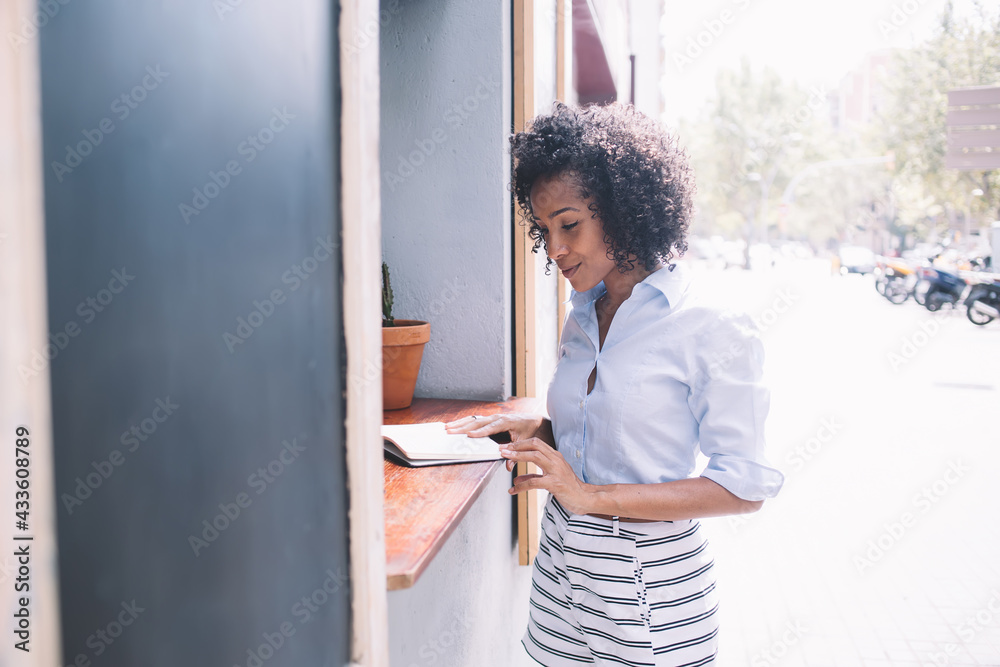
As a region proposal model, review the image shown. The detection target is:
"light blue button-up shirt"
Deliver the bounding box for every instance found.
[546,264,784,501]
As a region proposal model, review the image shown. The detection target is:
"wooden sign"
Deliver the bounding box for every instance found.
[946,85,1000,170]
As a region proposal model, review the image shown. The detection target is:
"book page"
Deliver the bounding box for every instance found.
[381,422,502,461]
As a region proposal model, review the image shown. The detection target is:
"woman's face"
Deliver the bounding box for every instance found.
[529,172,616,292]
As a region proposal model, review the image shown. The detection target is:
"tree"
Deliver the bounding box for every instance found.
[680,59,883,250]
[876,1,1000,241]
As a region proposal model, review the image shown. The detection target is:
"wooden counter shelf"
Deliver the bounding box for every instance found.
[383,397,543,591]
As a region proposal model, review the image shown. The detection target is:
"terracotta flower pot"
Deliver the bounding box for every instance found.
[382,319,430,410]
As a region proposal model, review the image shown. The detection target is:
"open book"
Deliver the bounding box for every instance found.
[382,422,506,467]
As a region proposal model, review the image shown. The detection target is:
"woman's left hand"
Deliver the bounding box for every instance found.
[501,438,595,515]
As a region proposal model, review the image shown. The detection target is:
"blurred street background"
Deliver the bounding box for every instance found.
[666,4,1000,658]
[685,258,1000,666]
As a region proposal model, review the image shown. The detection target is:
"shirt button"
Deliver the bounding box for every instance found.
[575,450,582,459]
[579,400,584,409]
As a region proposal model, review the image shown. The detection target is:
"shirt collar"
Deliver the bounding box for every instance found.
[568,261,690,310]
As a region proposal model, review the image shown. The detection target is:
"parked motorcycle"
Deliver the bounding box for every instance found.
[922,267,969,312]
[965,277,1000,326]
[873,259,890,295]
[883,262,917,305]
[909,265,937,306]
[878,259,915,304]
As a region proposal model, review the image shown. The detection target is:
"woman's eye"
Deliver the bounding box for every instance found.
[538,227,549,237]
[562,222,578,231]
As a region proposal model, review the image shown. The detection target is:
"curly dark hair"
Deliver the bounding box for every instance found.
[509,102,695,272]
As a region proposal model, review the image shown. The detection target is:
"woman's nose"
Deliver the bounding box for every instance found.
[546,237,567,260]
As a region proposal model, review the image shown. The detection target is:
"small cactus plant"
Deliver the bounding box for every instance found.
[382,262,394,327]
[379,261,430,409]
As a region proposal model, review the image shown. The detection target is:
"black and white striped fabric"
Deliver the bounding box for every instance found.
[522,496,719,666]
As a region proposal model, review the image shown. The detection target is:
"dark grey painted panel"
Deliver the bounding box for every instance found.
[38,2,349,665]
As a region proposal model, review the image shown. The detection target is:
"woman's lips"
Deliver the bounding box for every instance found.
[560,264,579,280]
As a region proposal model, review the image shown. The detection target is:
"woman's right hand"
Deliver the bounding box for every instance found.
[445,413,549,470]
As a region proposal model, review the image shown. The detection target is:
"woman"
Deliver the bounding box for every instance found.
[446,102,783,666]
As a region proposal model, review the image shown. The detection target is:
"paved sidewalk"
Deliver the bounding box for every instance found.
[699,265,1000,666]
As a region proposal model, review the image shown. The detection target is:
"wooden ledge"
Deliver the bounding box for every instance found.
[383,397,543,591]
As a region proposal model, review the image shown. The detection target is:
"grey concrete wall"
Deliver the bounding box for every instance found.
[380,0,512,401]
[380,4,550,666]
[387,469,536,667]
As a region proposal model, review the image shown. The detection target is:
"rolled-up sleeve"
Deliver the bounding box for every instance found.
[687,311,784,501]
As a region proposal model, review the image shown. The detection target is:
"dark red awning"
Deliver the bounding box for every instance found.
[573,0,617,105]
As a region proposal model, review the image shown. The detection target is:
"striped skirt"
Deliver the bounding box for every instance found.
[522,496,719,666]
